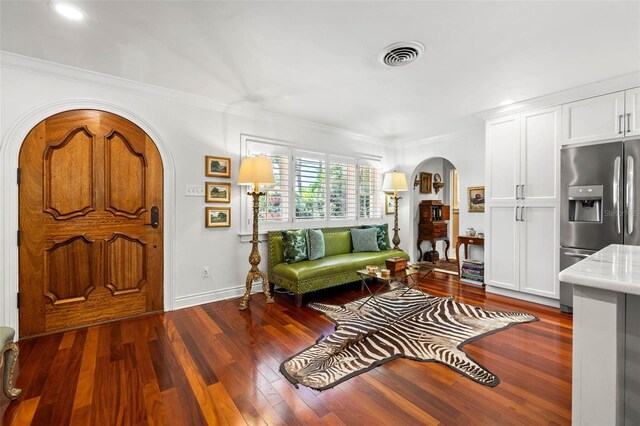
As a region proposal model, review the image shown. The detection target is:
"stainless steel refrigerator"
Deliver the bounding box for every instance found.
[560,140,640,313]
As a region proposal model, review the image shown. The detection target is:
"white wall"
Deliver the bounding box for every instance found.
[0,54,395,329]
[395,128,486,262]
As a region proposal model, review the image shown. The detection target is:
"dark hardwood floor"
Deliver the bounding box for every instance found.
[1,272,572,425]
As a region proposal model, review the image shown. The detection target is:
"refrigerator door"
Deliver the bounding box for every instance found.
[559,247,597,313]
[561,142,624,250]
[624,139,640,245]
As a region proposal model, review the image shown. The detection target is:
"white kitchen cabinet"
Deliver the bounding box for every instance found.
[562,89,640,145]
[625,87,640,138]
[519,206,558,298]
[486,115,519,203]
[485,206,518,291]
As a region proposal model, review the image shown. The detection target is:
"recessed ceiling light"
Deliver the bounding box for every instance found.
[52,3,86,21]
[499,99,515,107]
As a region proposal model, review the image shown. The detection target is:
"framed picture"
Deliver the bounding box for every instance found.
[420,172,432,194]
[385,193,395,215]
[205,182,231,203]
[468,186,485,213]
[205,207,231,228]
[205,156,231,178]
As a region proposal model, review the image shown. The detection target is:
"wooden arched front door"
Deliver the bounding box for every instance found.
[18,110,164,338]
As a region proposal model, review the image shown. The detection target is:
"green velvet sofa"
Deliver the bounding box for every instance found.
[267,225,410,307]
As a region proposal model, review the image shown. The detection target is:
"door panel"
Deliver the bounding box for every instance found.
[625,87,640,137]
[19,110,163,337]
[522,107,560,202]
[562,92,625,145]
[486,206,518,290]
[520,206,558,299]
[486,115,520,203]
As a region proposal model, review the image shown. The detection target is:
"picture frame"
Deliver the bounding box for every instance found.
[205,207,231,228]
[205,155,231,178]
[385,193,395,215]
[419,172,432,194]
[205,182,231,203]
[468,186,485,213]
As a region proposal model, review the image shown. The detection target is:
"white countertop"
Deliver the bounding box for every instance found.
[559,244,640,296]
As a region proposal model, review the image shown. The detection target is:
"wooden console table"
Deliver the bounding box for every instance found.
[455,236,484,275]
[417,200,450,263]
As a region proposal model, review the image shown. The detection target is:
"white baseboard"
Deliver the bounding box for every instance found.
[486,286,560,308]
[173,283,262,310]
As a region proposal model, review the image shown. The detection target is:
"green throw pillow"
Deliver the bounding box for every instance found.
[306,229,325,261]
[361,224,391,250]
[282,229,308,264]
[351,227,380,253]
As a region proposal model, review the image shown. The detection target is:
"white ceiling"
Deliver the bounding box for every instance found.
[1,1,639,142]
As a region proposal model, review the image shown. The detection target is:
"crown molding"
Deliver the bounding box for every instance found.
[476,71,640,120]
[395,125,485,149]
[0,51,391,147]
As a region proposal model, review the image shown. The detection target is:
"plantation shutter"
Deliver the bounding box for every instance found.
[358,162,382,218]
[329,157,357,219]
[247,142,290,223]
[294,155,326,220]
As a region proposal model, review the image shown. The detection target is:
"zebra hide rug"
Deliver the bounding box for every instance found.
[280,285,537,390]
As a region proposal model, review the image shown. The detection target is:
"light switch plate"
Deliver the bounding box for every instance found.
[185,184,204,197]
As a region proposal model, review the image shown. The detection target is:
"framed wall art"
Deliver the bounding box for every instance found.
[385,193,395,215]
[205,155,231,178]
[419,172,432,194]
[205,207,231,228]
[468,186,485,213]
[205,182,231,203]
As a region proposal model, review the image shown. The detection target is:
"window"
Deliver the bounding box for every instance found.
[243,136,382,229]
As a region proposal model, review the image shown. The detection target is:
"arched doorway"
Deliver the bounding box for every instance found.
[410,157,459,272]
[18,110,164,337]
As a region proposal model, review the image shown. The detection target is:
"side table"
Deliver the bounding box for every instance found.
[455,236,484,276]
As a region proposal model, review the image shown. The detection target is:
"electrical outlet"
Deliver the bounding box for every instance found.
[202,266,210,278]
[185,184,205,197]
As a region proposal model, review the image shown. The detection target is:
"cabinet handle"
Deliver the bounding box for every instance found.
[520,206,525,222]
[521,184,525,199]
[627,113,632,134]
[619,115,624,134]
[515,206,520,221]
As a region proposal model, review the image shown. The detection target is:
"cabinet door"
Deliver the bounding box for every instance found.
[562,92,625,145]
[521,107,560,202]
[519,206,558,299]
[486,115,520,203]
[485,205,518,290]
[625,87,640,137]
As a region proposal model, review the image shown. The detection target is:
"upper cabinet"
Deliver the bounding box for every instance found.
[486,115,520,203]
[562,89,640,145]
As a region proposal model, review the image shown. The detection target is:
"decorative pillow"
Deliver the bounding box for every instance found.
[306,229,325,261]
[281,229,308,264]
[361,224,391,250]
[351,227,380,253]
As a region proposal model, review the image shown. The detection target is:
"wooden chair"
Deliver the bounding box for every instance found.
[0,327,20,400]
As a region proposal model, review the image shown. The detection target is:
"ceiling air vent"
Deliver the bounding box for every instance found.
[379,41,425,67]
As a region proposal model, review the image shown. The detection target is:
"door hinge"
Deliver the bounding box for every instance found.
[17,168,21,185]
[17,230,21,246]
[17,293,20,310]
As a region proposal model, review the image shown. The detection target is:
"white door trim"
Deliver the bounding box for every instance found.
[1,99,176,337]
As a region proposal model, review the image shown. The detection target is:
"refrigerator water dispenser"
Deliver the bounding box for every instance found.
[568,185,603,222]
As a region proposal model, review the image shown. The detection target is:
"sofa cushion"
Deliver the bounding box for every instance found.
[306,229,325,261]
[323,231,352,257]
[361,224,391,250]
[282,229,308,264]
[272,250,407,281]
[351,228,380,252]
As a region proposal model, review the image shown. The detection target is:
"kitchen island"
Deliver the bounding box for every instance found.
[559,244,640,426]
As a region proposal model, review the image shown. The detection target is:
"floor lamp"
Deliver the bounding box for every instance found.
[382,171,408,250]
[238,156,276,310]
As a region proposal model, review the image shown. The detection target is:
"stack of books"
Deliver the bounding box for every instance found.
[460,260,484,286]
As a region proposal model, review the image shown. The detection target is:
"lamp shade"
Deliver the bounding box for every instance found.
[382,172,408,193]
[238,156,275,185]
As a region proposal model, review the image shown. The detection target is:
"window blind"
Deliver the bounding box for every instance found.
[329,160,356,219]
[294,156,326,220]
[358,164,381,218]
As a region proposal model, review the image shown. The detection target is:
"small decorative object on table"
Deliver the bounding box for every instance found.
[466,226,476,237]
[385,256,407,272]
[366,265,379,274]
[380,268,391,279]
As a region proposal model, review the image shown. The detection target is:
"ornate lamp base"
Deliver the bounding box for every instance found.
[392,194,402,250]
[239,190,275,310]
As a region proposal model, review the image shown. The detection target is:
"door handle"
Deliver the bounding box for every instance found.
[627,156,634,235]
[614,156,621,234]
[145,206,160,228]
[515,206,520,221]
[627,113,632,134]
[520,206,525,222]
[619,115,624,134]
[563,252,590,259]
